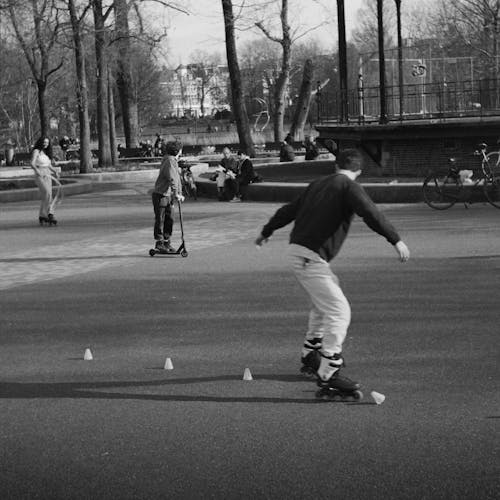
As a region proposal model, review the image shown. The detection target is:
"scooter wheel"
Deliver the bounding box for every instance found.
[180,250,188,258]
[149,249,156,257]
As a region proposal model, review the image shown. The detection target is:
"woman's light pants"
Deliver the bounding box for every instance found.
[35,173,56,218]
[290,252,351,357]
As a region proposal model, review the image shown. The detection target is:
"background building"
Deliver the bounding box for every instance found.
[161,64,230,118]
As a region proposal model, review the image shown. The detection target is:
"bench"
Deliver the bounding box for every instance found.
[118,147,145,158]
[14,152,32,166]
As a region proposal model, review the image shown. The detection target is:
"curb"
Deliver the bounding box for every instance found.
[195,177,425,204]
[3,168,487,205]
[0,169,425,204]
[0,178,93,203]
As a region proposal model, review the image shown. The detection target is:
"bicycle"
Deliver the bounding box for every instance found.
[179,162,197,200]
[422,143,500,209]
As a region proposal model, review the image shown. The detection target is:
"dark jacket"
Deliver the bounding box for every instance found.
[304,141,319,160]
[220,156,238,174]
[238,158,255,185]
[261,173,400,262]
[279,143,295,162]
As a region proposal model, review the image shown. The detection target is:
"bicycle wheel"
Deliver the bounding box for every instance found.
[482,151,500,208]
[422,174,460,209]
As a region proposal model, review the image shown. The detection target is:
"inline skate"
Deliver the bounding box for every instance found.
[315,371,363,401]
[39,214,57,226]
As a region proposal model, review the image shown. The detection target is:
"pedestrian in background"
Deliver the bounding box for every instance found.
[255,148,410,396]
[31,136,60,225]
[59,135,70,160]
[279,134,295,162]
[237,150,256,201]
[303,135,319,161]
[154,133,163,156]
[219,146,239,201]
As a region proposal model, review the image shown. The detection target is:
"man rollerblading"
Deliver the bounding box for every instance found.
[255,148,410,401]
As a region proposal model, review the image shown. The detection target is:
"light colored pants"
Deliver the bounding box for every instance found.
[35,173,56,218]
[289,245,351,357]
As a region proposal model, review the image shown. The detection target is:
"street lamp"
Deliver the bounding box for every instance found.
[336,0,348,123]
[316,80,322,124]
[395,0,404,121]
[377,0,388,124]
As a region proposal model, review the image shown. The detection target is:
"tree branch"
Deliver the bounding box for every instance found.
[255,21,281,44]
[136,0,189,15]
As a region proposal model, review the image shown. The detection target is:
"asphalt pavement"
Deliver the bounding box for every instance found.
[0,185,499,500]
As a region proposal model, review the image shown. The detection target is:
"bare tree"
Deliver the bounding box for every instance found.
[289,58,314,141]
[437,0,500,78]
[5,0,64,136]
[252,0,328,142]
[255,0,292,142]
[91,0,113,167]
[221,0,255,156]
[66,0,93,173]
[114,0,139,147]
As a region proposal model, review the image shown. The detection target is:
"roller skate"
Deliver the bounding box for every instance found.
[315,372,363,402]
[299,338,322,378]
[39,214,57,226]
[315,353,363,402]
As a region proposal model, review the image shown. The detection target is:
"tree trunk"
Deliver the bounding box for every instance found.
[92,0,112,167]
[255,0,292,143]
[108,68,117,165]
[115,0,139,147]
[37,81,48,136]
[289,59,314,141]
[68,0,93,173]
[221,0,255,156]
[273,73,287,142]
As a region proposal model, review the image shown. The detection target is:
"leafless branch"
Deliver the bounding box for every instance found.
[255,21,281,44]
[136,0,189,15]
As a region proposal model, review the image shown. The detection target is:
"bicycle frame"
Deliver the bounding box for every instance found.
[423,142,500,209]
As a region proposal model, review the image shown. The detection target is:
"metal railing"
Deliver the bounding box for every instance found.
[318,78,500,123]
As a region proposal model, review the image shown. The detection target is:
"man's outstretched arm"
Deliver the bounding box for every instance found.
[255,197,301,246]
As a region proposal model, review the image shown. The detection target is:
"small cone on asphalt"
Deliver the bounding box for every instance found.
[164,357,173,370]
[84,348,93,361]
[243,368,253,381]
[371,391,386,405]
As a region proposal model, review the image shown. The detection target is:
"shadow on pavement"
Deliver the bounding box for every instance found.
[0,375,376,405]
[0,255,145,263]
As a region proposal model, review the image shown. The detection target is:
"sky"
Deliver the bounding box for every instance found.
[147,0,366,67]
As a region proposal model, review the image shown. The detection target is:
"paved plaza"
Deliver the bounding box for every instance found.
[0,184,499,499]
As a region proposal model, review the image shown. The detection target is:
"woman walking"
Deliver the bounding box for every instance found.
[31,136,60,225]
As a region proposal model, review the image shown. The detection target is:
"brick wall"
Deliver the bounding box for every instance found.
[319,121,500,179]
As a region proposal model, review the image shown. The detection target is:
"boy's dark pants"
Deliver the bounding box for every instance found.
[152,192,174,241]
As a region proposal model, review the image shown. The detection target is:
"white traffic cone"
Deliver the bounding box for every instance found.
[83,348,93,361]
[164,357,173,370]
[370,391,386,405]
[243,368,253,381]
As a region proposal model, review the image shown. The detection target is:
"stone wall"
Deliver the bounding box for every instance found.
[317,119,500,178]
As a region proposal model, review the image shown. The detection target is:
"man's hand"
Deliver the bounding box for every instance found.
[255,234,268,247]
[176,194,185,203]
[394,240,410,262]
